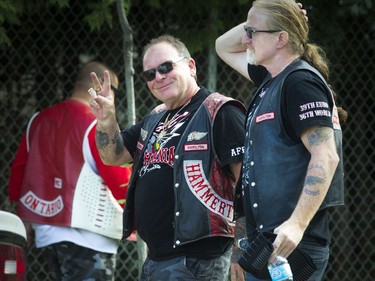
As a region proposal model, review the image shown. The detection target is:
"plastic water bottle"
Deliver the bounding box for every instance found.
[267,256,293,281]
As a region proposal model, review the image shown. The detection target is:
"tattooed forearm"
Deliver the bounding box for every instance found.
[303,163,327,196]
[114,132,124,156]
[307,127,333,146]
[97,130,124,153]
[303,187,320,196]
[306,163,327,184]
[305,175,325,186]
[96,130,110,150]
[94,121,129,165]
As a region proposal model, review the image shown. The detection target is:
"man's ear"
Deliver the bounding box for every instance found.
[277,31,289,48]
[188,57,197,79]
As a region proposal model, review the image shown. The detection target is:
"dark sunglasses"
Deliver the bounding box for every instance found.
[243,25,281,39]
[140,57,186,82]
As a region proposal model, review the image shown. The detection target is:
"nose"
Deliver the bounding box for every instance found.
[242,33,251,44]
[154,71,167,81]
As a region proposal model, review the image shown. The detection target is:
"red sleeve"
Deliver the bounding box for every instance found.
[88,125,132,208]
[8,134,28,201]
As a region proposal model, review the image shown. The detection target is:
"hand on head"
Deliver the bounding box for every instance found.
[297,2,308,22]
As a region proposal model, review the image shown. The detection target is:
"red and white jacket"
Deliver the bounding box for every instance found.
[8,99,131,239]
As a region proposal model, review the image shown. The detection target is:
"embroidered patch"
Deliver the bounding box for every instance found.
[137,141,144,151]
[183,160,234,220]
[20,191,64,217]
[231,146,245,157]
[187,131,208,141]
[299,101,332,122]
[332,105,341,130]
[184,143,208,151]
[255,112,275,123]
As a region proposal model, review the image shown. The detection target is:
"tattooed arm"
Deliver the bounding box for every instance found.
[95,121,133,166]
[89,70,133,166]
[272,125,339,258]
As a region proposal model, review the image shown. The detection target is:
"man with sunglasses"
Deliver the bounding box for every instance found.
[216,0,347,280]
[8,61,132,281]
[90,35,246,280]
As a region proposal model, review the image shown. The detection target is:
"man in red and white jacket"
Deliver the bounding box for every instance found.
[8,61,132,281]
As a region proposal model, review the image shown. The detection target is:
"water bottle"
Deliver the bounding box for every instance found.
[267,256,293,281]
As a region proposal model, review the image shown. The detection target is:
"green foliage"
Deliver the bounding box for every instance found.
[84,1,115,31]
[137,0,161,9]
[0,0,22,15]
[46,0,70,9]
[1,0,374,51]
[0,0,132,45]
[301,0,375,58]
[336,0,375,32]
[130,0,249,53]
[0,0,23,45]
[339,0,374,15]
[0,26,11,45]
[83,0,132,31]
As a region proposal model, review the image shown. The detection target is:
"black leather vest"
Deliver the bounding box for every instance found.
[235,60,344,235]
[123,92,246,245]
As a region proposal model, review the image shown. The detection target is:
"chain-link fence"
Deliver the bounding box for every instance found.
[1,1,374,280]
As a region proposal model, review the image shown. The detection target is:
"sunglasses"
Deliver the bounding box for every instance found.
[140,57,186,82]
[243,26,281,39]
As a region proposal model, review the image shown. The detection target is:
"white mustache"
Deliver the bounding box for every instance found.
[246,48,256,65]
